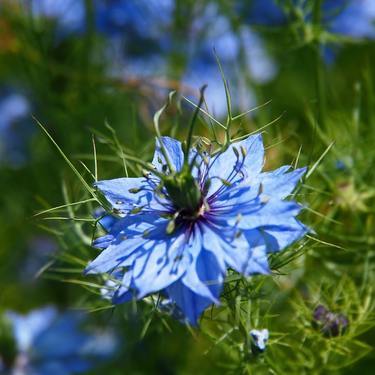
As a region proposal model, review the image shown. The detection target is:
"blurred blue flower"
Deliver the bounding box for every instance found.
[238,0,286,26]
[325,0,375,38]
[25,0,86,34]
[237,0,375,39]
[89,2,277,118]
[5,306,117,375]
[86,134,308,324]
[334,156,353,172]
[94,0,174,40]
[0,91,32,168]
[94,0,173,87]
[182,4,277,118]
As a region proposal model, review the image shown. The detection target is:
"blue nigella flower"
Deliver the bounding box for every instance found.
[24,0,86,35]
[183,4,277,118]
[237,0,375,39]
[86,134,308,324]
[324,0,375,38]
[94,0,174,40]
[237,0,286,26]
[5,306,117,375]
[94,0,173,86]
[0,91,32,168]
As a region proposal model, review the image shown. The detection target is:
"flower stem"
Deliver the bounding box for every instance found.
[184,85,207,167]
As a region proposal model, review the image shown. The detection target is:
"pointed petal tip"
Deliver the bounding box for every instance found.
[83,263,95,276]
[295,166,307,176]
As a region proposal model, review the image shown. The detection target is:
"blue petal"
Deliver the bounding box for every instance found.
[241,219,308,274]
[113,289,134,304]
[95,177,168,215]
[241,229,271,275]
[152,136,184,173]
[93,234,115,249]
[105,212,168,239]
[86,235,150,275]
[254,220,309,253]
[87,214,170,273]
[231,200,303,230]
[89,222,196,298]
[198,222,252,275]
[101,270,134,303]
[257,166,306,199]
[93,207,118,232]
[166,281,215,325]
[132,231,193,298]
[206,134,264,196]
[208,182,261,214]
[244,246,270,275]
[181,248,224,304]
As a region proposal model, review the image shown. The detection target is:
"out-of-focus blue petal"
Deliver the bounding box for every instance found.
[182,64,230,118]
[6,307,57,352]
[81,330,119,359]
[0,91,33,167]
[35,359,91,375]
[327,0,375,38]
[7,307,117,374]
[94,0,174,38]
[31,362,72,375]
[33,313,89,358]
[243,0,286,26]
[27,0,86,33]
[240,27,278,84]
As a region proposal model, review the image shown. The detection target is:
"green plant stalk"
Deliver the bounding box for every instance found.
[313,0,326,129]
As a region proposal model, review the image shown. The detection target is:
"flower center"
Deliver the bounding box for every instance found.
[178,201,208,222]
[164,170,203,215]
